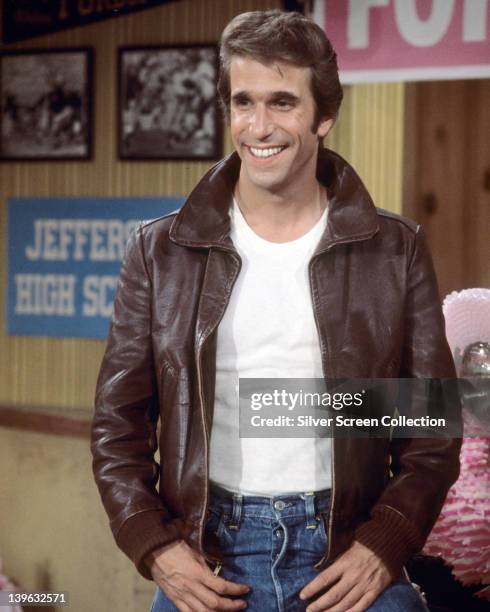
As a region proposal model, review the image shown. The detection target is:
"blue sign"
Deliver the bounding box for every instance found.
[7,197,184,339]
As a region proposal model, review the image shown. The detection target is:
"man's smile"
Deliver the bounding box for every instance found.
[246,145,288,160]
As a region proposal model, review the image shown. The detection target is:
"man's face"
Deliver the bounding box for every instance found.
[229,56,333,194]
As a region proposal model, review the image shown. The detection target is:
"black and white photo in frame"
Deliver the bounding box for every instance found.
[0,48,93,161]
[119,45,221,160]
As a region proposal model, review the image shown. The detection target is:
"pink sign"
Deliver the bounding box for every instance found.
[313,0,490,83]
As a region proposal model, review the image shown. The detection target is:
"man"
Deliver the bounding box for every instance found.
[91,10,461,612]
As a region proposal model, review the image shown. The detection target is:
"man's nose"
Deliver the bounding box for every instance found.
[249,104,273,140]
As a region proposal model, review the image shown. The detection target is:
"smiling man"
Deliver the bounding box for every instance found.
[91,10,461,612]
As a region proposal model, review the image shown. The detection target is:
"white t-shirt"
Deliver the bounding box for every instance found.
[209,199,332,495]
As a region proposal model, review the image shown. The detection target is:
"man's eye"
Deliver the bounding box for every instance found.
[273,100,293,109]
[233,99,251,109]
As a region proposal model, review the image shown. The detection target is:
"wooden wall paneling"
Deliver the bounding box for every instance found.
[422,81,467,297]
[0,404,91,438]
[402,82,417,221]
[464,79,490,290]
[403,80,489,298]
[332,82,405,214]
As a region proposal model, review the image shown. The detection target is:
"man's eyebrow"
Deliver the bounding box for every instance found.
[231,91,251,103]
[269,91,300,104]
[231,90,301,104]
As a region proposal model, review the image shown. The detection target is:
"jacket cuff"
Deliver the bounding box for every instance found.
[116,509,181,580]
[354,506,421,579]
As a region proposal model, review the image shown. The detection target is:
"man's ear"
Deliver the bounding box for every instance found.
[317,116,335,139]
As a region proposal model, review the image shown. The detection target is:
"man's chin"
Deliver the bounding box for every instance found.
[241,168,289,193]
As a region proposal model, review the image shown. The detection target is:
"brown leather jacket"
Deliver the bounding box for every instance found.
[91,148,461,581]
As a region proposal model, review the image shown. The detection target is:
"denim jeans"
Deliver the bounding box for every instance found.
[150,485,429,611]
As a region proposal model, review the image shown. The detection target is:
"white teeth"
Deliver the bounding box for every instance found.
[249,146,285,158]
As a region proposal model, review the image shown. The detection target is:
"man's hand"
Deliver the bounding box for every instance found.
[299,541,393,612]
[145,539,250,612]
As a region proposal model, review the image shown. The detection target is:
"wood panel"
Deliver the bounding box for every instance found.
[0,405,91,438]
[329,82,405,215]
[403,80,490,299]
[464,80,490,291]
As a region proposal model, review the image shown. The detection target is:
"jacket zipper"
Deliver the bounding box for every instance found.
[309,253,335,569]
[196,341,217,566]
[196,249,242,566]
[308,231,379,568]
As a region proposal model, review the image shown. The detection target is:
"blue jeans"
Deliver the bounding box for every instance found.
[150,486,429,611]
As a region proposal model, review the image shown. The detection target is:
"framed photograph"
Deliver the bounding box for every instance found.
[0,48,93,161]
[119,45,222,160]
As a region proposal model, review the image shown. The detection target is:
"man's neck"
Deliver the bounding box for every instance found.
[234,173,327,244]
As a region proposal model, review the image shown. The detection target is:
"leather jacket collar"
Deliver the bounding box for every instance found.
[169,147,380,253]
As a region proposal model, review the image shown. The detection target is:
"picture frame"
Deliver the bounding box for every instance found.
[118,44,222,161]
[0,48,93,161]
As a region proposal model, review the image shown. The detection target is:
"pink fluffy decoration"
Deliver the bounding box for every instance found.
[442,288,490,367]
[422,288,490,599]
